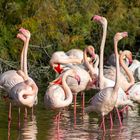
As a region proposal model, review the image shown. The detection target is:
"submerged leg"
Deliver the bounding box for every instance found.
[8,103,12,121]
[102,116,106,132]
[81,92,85,115]
[116,107,123,127]
[24,107,28,120]
[73,94,77,126]
[18,107,21,129]
[110,113,113,130]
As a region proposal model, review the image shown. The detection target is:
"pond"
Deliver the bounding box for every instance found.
[0,90,140,140]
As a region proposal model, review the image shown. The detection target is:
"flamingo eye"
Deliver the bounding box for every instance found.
[23,95,27,99]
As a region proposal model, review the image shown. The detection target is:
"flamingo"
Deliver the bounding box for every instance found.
[104,50,135,92]
[0,28,38,120]
[50,45,96,119]
[50,45,95,75]
[85,31,129,132]
[9,28,38,110]
[44,69,80,122]
[50,51,82,74]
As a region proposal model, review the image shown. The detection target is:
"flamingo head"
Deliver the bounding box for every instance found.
[114,32,128,42]
[19,27,31,39]
[91,15,107,26]
[124,50,133,65]
[87,45,95,59]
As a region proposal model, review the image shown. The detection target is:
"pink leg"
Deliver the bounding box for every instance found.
[116,107,123,127]
[8,119,11,140]
[81,92,85,115]
[8,103,12,121]
[119,105,128,113]
[73,94,77,126]
[99,119,103,129]
[31,107,34,121]
[102,116,106,132]
[110,113,113,130]
[18,107,20,129]
[24,107,28,120]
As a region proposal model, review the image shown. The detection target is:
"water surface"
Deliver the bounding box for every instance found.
[0,91,140,140]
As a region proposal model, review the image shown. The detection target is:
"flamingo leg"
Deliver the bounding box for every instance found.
[102,116,106,132]
[8,119,11,140]
[8,103,12,121]
[81,92,85,115]
[99,119,103,129]
[73,94,77,126]
[18,107,21,129]
[110,113,113,130]
[24,107,28,120]
[116,107,123,127]
[31,107,34,120]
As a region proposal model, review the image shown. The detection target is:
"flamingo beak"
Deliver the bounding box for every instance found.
[91,16,94,21]
[75,75,81,85]
[129,59,133,65]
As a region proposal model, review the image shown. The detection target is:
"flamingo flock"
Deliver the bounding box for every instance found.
[0,15,140,133]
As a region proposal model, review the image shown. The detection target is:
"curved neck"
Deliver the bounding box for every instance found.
[113,40,120,91]
[99,23,107,89]
[120,54,135,86]
[61,70,73,106]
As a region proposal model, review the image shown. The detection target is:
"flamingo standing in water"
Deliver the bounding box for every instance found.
[44,69,80,122]
[0,28,38,120]
[85,32,128,132]
[92,15,134,126]
[50,45,96,118]
[9,28,38,114]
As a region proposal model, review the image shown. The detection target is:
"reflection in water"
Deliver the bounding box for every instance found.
[18,115,38,140]
[1,96,140,139]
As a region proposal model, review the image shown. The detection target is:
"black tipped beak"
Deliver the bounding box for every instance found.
[75,75,81,85]
[91,16,93,21]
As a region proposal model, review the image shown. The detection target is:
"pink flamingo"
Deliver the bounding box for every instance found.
[0,28,38,120]
[85,32,128,132]
[44,69,80,122]
[9,28,38,115]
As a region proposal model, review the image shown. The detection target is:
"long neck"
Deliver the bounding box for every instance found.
[120,55,135,87]
[20,47,24,71]
[113,40,120,91]
[99,23,107,89]
[61,70,73,107]
[23,38,30,78]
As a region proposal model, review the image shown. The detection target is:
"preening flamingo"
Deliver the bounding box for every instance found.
[85,32,128,132]
[50,45,95,75]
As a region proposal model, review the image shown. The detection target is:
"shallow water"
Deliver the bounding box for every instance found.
[0,91,140,140]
